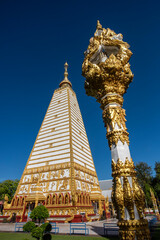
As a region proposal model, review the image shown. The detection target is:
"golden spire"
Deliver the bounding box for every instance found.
[97,20,102,30]
[64,62,68,80]
[59,62,72,88]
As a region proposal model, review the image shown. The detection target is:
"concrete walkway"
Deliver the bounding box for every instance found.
[0,219,118,237]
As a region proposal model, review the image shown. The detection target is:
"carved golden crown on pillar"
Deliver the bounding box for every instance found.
[82,21,133,101]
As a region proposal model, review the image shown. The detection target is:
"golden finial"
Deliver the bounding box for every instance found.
[64,62,69,80]
[59,62,72,88]
[97,20,102,30]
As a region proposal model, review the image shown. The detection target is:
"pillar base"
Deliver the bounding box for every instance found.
[118,219,151,240]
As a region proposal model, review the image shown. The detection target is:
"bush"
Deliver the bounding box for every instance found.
[23,221,36,232]
[31,227,43,240]
[30,205,49,224]
[40,223,52,233]
[42,233,52,240]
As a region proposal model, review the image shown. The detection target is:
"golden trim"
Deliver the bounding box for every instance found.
[107,130,129,149]
[67,88,75,196]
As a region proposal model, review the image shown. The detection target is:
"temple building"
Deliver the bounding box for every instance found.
[99,180,112,201]
[3,63,105,222]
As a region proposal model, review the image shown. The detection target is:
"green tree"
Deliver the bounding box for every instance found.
[135,162,152,187]
[135,162,152,207]
[155,162,160,175]
[152,161,160,201]
[0,179,19,202]
[30,205,49,225]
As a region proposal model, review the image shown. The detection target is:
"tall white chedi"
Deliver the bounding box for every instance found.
[3,63,104,223]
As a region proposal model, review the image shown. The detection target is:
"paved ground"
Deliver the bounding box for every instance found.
[0,219,118,237]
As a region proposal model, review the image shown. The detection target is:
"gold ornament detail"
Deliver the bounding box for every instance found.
[82,23,133,99]
[112,177,125,220]
[100,93,124,108]
[107,129,129,149]
[102,104,130,148]
[132,177,146,219]
[118,219,150,240]
[150,188,159,215]
[123,176,135,220]
[112,158,136,177]
[103,106,127,131]
[112,159,150,238]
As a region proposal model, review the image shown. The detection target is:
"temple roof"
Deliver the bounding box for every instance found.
[59,62,72,88]
[99,179,112,191]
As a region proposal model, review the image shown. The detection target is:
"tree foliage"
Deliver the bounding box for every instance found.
[30,205,49,224]
[23,221,36,232]
[135,161,160,208]
[154,162,160,176]
[135,162,152,188]
[41,223,52,240]
[0,179,19,202]
[31,227,43,240]
[40,223,52,233]
[152,162,160,201]
[135,162,153,207]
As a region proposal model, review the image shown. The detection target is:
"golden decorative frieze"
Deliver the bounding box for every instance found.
[107,129,129,148]
[24,162,71,175]
[100,93,124,108]
[118,219,150,240]
[112,158,136,177]
[103,106,127,131]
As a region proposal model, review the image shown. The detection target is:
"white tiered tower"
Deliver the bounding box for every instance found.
[3,63,104,222]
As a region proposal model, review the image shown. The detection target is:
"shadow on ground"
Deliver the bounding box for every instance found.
[90,225,118,239]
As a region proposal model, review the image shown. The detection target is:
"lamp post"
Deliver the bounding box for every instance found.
[82,21,150,240]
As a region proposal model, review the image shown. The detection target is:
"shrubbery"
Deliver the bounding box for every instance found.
[23,206,51,240]
[23,221,52,240]
[40,223,52,233]
[31,227,43,240]
[30,205,49,224]
[23,221,36,232]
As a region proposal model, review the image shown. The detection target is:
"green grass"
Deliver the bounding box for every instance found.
[0,232,118,240]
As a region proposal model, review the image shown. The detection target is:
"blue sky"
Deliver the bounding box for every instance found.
[0,0,160,182]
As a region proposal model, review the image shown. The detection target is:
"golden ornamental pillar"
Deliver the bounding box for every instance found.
[82,21,150,240]
[150,188,159,215]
